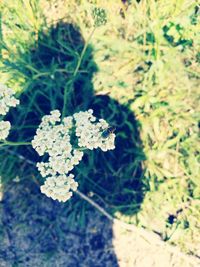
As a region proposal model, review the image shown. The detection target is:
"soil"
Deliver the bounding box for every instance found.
[0,179,199,267]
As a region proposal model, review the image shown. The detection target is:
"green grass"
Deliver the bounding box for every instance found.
[0,0,199,256]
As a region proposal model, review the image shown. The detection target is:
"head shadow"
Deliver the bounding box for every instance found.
[1,21,148,266]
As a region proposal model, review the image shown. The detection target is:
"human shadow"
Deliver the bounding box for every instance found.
[0,22,147,266]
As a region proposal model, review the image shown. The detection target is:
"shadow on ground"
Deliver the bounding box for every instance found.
[0,22,147,266]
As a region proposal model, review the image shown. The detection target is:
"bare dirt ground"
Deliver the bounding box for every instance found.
[113,223,200,267]
[0,180,199,267]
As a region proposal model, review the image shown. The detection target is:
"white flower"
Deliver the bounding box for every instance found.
[32,111,84,185]
[0,120,11,140]
[74,110,115,151]
[40,174,78,202]
[32,116,72,157]
[63,116,73,128]
[0,84,19,141]
[0,83,19,115]
[32,109,116,202]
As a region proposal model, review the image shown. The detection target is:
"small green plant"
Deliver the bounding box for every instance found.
[0,87,116,202]
[92,7,107,27]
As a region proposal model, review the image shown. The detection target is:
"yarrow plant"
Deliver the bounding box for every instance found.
[0,84,115,203]
[92,7,107,27]
[0,83,19,141]
[32,109,115,202]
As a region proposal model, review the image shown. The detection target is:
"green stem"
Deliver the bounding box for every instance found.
[0,141,32,147]
[61,80,73,120]
[62,27,96,118]
[73,27,96,77]
[74,147,87,151]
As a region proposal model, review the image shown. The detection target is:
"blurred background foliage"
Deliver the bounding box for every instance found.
[0,0,199,256]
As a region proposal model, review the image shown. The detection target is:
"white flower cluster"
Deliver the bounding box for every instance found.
[41,174,78,202]
[32,110,84,177]
[0,121,11,140]
[74,109,115,151]
[0,83,19,141]
[32,109,116,202]
[0,83,19,115]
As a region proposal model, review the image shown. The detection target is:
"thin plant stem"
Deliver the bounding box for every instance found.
[73,27,96,78]
[0,141,32,147]
[62,27,96,118]
[61,80,73,119]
